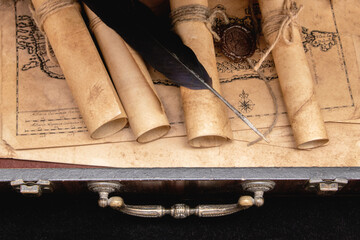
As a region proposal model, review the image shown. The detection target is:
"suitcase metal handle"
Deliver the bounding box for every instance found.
[107,196,254,219]
[88,181,275,219]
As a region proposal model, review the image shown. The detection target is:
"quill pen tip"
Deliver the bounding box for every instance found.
[243,119,269,143]
[258,132,269,143]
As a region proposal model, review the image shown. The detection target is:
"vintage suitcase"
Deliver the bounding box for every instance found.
[1,163,360,218]
[1,0,360,219]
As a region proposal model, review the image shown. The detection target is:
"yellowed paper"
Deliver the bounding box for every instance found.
[1,123,360,168]
[84,6,170,143]
[169,0,233,148]
[0,0,360,168]
[0,0,136,149]
[1,0,360,152]
[149,0,360,142]
[31,0,127,139]
[152,0,360,135]
[257,0,328,149]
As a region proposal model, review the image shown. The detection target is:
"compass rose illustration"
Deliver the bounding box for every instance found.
[239,90,255,113]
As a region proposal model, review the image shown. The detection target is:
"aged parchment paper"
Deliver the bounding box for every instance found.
[1,0,136,149]
[1,0,360,165]
[30,0,128,139]
[169,0,233,148]
[84,5,170,143]
[257,0,328,149]
[150,0,360,139]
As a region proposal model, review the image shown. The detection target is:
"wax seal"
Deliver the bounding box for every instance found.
[220,25,256,61]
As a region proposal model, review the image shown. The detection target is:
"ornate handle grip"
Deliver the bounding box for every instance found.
[108,196,254,219]
[88,181,276,219]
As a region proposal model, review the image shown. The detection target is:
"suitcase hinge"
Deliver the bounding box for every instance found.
[306,178,348,194]
[10,179,53,197]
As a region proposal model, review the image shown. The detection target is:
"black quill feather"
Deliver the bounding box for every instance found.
[83,0,211,90]
[82,0,267,141]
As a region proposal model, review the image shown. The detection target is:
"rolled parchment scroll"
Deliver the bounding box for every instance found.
[170,0,233,148]
[84,6,170,143]
[258,0,328,149]
[31,0,127,139]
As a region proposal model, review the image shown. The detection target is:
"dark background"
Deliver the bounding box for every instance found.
[1,192,360,240]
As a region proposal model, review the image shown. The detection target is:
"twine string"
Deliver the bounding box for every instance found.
[88,14,102,32]
[246,59,279,146]
[29,0,79,64]
[30,0,78,32]
[170,4,229,41]
[253,0,303,71]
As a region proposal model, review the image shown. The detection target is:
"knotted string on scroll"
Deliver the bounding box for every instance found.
[253,0,303,71]
[29,0,80,64]
[170,4,229,41]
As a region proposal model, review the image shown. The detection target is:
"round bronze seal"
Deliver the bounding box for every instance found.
[221,25,256,62]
